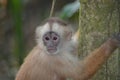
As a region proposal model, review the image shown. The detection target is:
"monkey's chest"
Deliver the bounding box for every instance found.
[28,64,62,80]
[31,70,61,80]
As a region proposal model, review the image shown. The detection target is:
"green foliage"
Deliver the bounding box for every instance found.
[10,0,25,66]
[59,0,80,19]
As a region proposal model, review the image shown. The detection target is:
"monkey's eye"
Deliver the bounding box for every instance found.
[53,37,57,40]
[45,37,50,41]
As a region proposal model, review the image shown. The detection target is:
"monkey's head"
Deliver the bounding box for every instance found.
[36,17,73,55]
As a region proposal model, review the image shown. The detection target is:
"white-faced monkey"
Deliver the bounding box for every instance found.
[15,17,120,80]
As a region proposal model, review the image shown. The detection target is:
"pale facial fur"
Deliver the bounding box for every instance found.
[36,22,73,55]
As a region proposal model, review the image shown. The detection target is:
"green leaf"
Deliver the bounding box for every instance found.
[10,0,25,66]
[60,0,80,19]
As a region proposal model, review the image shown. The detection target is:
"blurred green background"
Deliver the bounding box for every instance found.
[0,0,120,80]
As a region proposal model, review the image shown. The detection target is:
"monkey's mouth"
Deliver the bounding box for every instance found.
[47,48,57,53]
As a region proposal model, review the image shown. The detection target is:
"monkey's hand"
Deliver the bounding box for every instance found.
[111,33,120,47]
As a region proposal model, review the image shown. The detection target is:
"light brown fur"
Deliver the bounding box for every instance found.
[15,17,120,80]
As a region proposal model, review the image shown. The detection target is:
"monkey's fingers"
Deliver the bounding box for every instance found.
[111,33,120,47]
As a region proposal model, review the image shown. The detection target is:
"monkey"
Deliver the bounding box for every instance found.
[15,17,120,80]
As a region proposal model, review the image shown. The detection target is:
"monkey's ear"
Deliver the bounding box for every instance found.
[36,26,42,39]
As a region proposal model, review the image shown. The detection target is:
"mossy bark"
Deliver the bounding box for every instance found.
[78,0,120,79]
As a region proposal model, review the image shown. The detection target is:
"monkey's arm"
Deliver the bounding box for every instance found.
[79,34,120,80]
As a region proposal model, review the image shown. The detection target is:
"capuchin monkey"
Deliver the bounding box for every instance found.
[15,17,120,80]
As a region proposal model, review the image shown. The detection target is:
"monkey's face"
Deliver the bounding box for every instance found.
[42,31,60,54]
[36,19,72,55]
